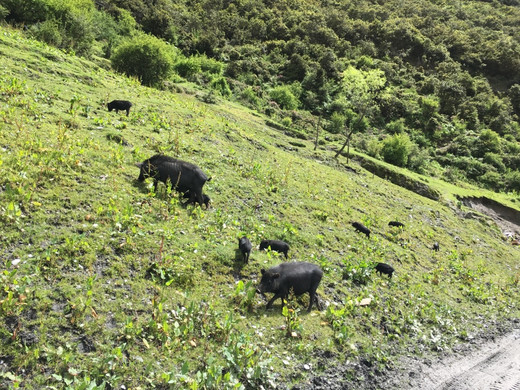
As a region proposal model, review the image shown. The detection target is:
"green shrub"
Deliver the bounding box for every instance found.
[479,170,503,190]
[473,129,501,157]
[111,34,175,86]
[505,170,520,192]
[210,76,231,97]
[407,143,430,173]
[483,152,506,172]
[240,87,262,109]
[381,133,413,167]
[174,55,224,80]
[365,137,382,158]
[327,112,345,134]
[2,0,49,24]
[7,0,95,55]
[342,260,373,285]
[269,85,299,110]
[386,118,406,134]
[281,116,292,127]
[419,95,439,121]
[32,18,62,47]
[0,5,8,20]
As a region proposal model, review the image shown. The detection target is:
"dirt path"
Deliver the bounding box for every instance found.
[401,328,520,390]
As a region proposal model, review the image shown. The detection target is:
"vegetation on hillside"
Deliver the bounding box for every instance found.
[0,25,519,389]
[2,0,520,193]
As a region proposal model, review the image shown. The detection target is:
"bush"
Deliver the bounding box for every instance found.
[210,76,231,97]
[32,19,62,47]
[381,133,413,167]
[479,170,503,190]
[0,5,8,20]
[327,112,345,134]
[505,170,520,192]
[473,129,501,158]
[240,87,262,109]
[2,0,49,24]
[483,152,506,172]
[408,144,430,173]
[174,55,225,80]
[269,85,299,110]
[6,0,95,55]
[386,118,406,134]
[111,34,175,86]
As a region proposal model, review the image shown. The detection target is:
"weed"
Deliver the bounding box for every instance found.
[1,201,23,225]
[342,258,373,285]
[232,280,257,313]
[282,295,303,338]
[313,253,333,274]
[147,257,195,289]
[68,94,81,114]
[326,302,356,345]
[0,262,30,317]
[65,275,97,326]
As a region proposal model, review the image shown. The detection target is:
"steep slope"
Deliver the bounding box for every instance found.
[0,27,519,389]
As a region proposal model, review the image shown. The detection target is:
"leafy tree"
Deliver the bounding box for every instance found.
[283,54,308,82]
[111,34,176,86]
[334,66,386,160]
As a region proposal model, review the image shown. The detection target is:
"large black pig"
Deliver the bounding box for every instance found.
[258,262,323,312]
[107,100,132,116]
[259,239,290,259]
[136,154,210,207]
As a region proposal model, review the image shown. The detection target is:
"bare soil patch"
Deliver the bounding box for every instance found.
[459,196,520,241]
[395,327,520,390]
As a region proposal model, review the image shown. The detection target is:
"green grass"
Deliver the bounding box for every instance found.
[1,26,519,389]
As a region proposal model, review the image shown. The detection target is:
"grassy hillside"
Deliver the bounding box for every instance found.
[1,26,519,389]
[4,0,520,193]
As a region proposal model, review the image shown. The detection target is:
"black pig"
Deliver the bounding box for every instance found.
[259,240,290,259]
[258,262,323,312]
[136,154,210,207]
[388,221,405,228]
[433,242,440,252]
[352,222,371,238]
[375,262,394,278]
[238,237,252,263]
[107,100,132,116]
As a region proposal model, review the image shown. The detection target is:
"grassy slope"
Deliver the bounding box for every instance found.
[1,27,519,389]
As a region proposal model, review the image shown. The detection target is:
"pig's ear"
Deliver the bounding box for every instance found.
[273,273,280,279]
[261,269,265,275]
[135,163,143,168]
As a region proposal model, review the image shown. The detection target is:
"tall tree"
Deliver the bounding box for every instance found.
[334,66,386,161]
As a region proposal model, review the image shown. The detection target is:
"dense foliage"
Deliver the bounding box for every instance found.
[3,0,520,191]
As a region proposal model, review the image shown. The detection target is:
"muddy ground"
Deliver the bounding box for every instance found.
[389,321,520,390]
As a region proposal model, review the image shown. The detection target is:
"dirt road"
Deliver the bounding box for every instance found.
[401,328,520,390]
